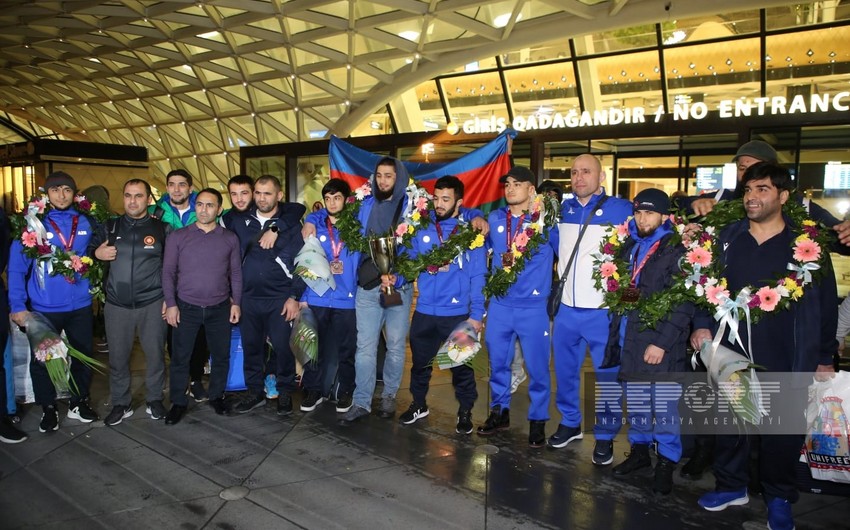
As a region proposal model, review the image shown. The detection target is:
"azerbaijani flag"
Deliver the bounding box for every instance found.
[329,129,517,214]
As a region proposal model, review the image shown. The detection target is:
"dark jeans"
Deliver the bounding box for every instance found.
[240,297,297,396]
[302,305,356,396]
[409,312,477,410]
[713,432,804,502]
[167,324,208,381]
[169,299,231,406]
[30,307,94,406]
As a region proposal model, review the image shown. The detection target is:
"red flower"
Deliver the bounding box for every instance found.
[747,295,761,308]
[603,243,615,254]
[36,244,52,255]
[531,211,540,223]
[426,264,439,274]
[606,278,619,292]
[76,199,91,210]
[524,227,534,237]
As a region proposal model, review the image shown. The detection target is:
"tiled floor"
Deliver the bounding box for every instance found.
[1,347,848,530]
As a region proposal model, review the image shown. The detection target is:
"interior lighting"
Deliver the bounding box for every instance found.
[493,13,523,28]
[663,30,686,45]
[399,31,419,41]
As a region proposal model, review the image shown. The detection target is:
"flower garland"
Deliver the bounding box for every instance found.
[591,198,832,328]
[395,216,485,281]
[483,194,560,298]
[10,192,110,302]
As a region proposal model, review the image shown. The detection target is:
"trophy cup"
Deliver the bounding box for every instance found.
[369,236,402,307]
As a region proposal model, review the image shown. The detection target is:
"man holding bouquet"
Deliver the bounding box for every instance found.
[399,176,486,434]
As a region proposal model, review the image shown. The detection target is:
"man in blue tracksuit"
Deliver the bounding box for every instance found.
[479,166,557,447]
[9,171,100,432]
[227,175,306,416]
[550,154,633,465]
[399,176,486,434]
[301,179,360,414]
[604,189,693,496]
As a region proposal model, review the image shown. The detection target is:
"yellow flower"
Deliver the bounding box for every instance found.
[469,233,485,250]
[502,266,511,272]
[406,225,414,234]
[613,271,620,280]
[719,278,728,288]
[795,234,811,243]
[802,220,816,227]
[783,277,799,291]
[412,211,421,222]
[81,256,94,265]
[608,235,618,244]
[702,240,711,250]
[512,248,522,258]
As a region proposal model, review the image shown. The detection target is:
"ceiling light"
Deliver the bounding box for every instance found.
[197,31,220,39]
[493,13,523,28]
[370,121,382,129]
[399,31,419,41]
[806,49,814,57]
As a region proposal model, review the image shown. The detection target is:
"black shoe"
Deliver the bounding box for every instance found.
[529,420,546,447]
[613,444,652,476]
[146,400,167,420]
[0,417,27,443]
[234,393,265,414]
[680,445,713,480]
[336,393,353,413]
[592,440,614,466]
[399,402,429,425]
[456,409,473,435]
[209,398,227,415]
[338,405,369,425]
[68,399,99,423]
[277,394,293,416]
[300,390,324,412]
[653,455,676,495]
[477,406,509,436]
[188,380,208,402]
[39,404,59,433]
[104,405,133,426]
[165,405,187,425]
[547,424,583,448]
[376,394,396,419]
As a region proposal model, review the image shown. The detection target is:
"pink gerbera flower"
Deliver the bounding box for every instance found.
[395,223,409,237]
[513,232,529,249]
[686,247,711,267]
[793,239,821,263]
[70,255,84,272]
[599,262,617,278]
[756,286,781,311]
[705,285,729,305]
[21,231,38,248]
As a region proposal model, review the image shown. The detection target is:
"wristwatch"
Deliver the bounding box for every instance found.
[268,223,279,233]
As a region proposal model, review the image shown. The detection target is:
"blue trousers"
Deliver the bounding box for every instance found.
[484,301,550,421]
[623,381,683,461]
[553,306,621,440]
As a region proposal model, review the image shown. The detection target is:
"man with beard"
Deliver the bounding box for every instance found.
[162,188,242,424]
[399,176,486,434]
[300,179,360,413]
[603,189,694,496]
[478,166,557,447]
[90,179,171,425]
[9,171,99,432]
[695,163,836,530]
[150,169,209,402]
[228,175,306,416]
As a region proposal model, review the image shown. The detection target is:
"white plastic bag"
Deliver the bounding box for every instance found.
[803,371,850,484]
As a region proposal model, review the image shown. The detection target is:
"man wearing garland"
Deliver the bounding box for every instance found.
[399,175,486,434]
[602,188,694,495]
[549,154,633,465]
[9,171,100,431]
[300,179,360,413]
[693,163,836,530]
[479,166,557,446]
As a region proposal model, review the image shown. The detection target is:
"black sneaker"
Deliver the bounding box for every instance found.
[613,444,652,476]
[653,455,676,495]
[104,405,134,426]
[68,400,99,423]
[146,400,167,420]
[277,394,293,416]
[547,424,583,448]
[399,402,429,425]
[338,405,369,425]
[376,394,396,419]
[680,444,713,480]
[165,404,187,425]
[529,420,546,447]
[234,393,265,414]
[477,405,510,436]
[592,440,615,466]
[336,393,353,413]
[0,417,27,443]
[39,405,59,433]
[300,390,324,412]
[456,409,473,435]
[209,397,227,415]
[188,380,208,402]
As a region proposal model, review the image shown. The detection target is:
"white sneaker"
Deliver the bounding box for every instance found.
[510,367,527,394]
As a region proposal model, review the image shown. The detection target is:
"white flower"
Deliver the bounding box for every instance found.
[775,285,790,298]
[695,284,705,297]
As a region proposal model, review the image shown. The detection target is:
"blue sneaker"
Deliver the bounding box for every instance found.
[264,375,279,399]
[698,489,749,511]
[766,497,794,530]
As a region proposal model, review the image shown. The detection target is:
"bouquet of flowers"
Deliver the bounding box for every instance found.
[697,337,765,425]
[289,307,319,367]
[23,312,104,394]
[433,321,485,373]
[294,235,336,295]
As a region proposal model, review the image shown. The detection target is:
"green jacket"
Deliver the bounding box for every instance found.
[149,192,197,229]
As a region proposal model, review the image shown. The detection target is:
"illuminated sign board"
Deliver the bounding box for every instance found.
[449,92,850,134]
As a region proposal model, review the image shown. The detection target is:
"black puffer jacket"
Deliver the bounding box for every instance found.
[89,214,171,309]
[603,223,694,381]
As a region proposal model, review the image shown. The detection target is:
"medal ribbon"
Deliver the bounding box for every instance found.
[505,212,526,251]
[47,215,79,251]
[629,240,661,287]
[435,219,459,244]
[325,215,343,260]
